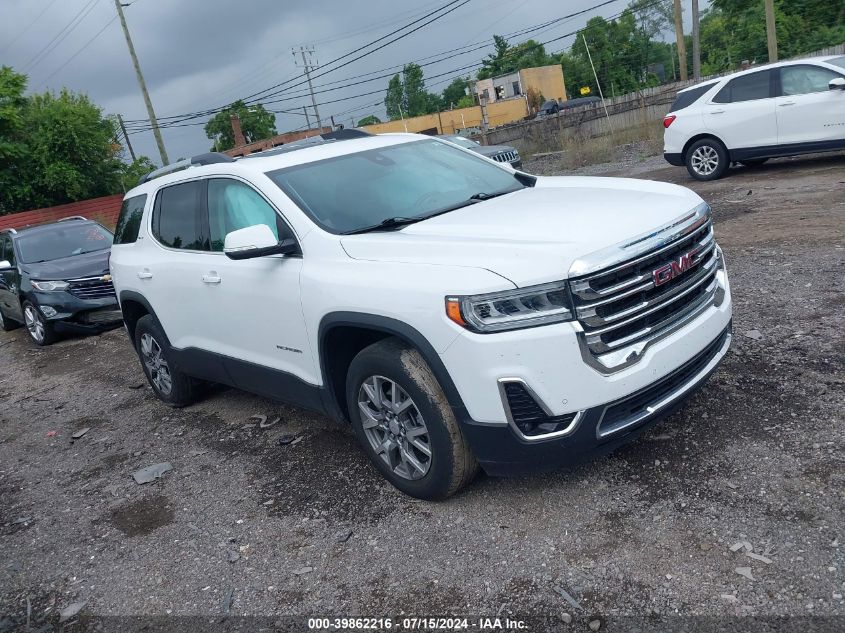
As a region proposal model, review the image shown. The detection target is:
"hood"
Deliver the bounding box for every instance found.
[22,248,111,281]
[340,176,703,287]
[474,144,517,157]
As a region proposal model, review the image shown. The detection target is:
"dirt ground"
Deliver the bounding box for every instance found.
[1,152,843,632]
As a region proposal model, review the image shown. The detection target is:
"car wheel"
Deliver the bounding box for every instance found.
[134,315,195,407]
[346,338,478,500]
[22,301,56,346]
[739,158,769,167]
[685,138,729,181]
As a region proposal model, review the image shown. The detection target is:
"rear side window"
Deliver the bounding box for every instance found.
[780,64,843,95]
[713,70,773,103]
[152,181,208,250]
[113,194,147,244]
[670,82,716,111]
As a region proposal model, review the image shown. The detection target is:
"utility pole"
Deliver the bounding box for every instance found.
[302,105,311,129]
[117,114,136,161]
[691,0,701,80]
[582,34,613,133]
[114,0,168,165]
[294,46,322,130]
[764,0,778,62]
[672,0,687,81]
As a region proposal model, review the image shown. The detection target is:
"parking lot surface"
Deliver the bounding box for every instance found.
[1,153,843,629]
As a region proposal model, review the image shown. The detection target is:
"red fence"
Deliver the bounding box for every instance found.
[0,194,124,232]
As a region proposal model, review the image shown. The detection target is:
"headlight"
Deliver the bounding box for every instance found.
[31,280,69,291]
[446,281,574,333]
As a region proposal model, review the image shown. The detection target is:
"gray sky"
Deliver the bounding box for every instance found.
[1,0,693,164]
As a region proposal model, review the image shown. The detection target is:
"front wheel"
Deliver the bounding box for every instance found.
[685,138,729,181]
[22,302,56,346]
[134,315,196,407]
[346,338,478,500]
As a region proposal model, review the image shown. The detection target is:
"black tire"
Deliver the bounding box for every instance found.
[21,301,56,346]
[345,338,478,500]
[134,314,195,407]
[685,138,729,181]
[739,158,769,167]
[0,306,18,332]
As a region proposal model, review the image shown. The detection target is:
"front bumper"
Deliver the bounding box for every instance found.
[31,291,122,333]
[463,324,731,475]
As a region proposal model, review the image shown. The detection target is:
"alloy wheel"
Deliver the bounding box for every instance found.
[357,375,432,480]
[0,309,5,329]
[691,145,719,176]
[24,305,45,343]
[140,333,173,395]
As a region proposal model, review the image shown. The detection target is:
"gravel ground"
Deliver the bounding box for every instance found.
[1,151,843,632]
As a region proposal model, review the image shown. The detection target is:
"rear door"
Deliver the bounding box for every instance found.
[775,63,845,145]
[703,69,778,150]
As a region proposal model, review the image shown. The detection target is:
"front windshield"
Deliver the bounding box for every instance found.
[267,139,526,234]
[828,55,845,70]
[17,223,113,263]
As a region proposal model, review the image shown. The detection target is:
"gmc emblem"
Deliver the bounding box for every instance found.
[653,250,697,286]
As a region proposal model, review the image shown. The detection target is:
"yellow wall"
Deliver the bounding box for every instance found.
[520,65,567,102]
[362,98,529,135]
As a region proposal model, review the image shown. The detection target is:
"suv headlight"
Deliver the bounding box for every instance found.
[31,280,69,291]
[446,281,574,333]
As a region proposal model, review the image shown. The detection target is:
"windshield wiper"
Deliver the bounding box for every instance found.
[343,216,423,235]
[469,190,512,201]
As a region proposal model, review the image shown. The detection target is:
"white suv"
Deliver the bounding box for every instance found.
[664,55,845,180]
[111,132,733,499]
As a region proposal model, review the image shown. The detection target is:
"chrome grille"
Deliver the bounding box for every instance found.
[570,217,718,359]
[493,151,518,163]
[67,276,116,300]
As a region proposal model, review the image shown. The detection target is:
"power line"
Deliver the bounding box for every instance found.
[0,0,61,56]
[23,0,102,73]
[34,15,118,89]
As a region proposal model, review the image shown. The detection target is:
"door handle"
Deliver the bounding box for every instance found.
[137,270,153,279]
[202,273,221,284]
[710,109,725,114]
[778,101,796,107]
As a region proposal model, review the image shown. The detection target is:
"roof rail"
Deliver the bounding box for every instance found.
[57,215,88,222]
[138,152,235,184]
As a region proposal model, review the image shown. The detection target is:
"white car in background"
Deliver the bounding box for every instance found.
[663,55,845,180]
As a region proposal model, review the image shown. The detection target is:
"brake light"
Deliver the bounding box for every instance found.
[663,115,677,128]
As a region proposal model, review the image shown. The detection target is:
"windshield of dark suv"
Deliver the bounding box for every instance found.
[444,136,479,149]
[266,139,528,234]
[828,56,845,70]
[16,223,113,263]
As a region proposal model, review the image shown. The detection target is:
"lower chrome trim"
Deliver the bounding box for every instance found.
[595,328,732,439]
[496,378,583,442]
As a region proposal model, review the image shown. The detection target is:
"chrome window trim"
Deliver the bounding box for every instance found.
[496,377,584,442]
[568,203,711,279]
[595,328,732,439]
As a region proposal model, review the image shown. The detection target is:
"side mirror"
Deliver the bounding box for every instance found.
[0,260,11,272]
[830,77,845,91]
[223,224,299,260]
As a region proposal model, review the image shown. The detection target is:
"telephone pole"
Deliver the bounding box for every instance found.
[114,0,168,165]
[117,114,136,161]
[764,0,778,62]
[672,0,687,81]
[691,0,701,80]
[294,46,323,130]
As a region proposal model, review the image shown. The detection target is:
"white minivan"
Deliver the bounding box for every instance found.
[663,55,845,180]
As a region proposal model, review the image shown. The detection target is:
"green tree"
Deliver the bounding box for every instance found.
[441,77,470,108]
[118,156,157,190]
[0,67,127,213]
[477,36,555,79]
[356,114,382,126]
[383,63,442,120]
[204,100,277,151]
